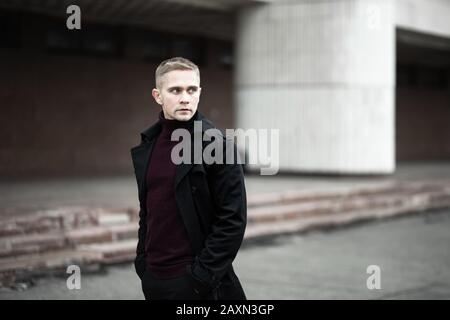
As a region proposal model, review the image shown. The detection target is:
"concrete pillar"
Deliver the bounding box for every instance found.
[235,0,396,174]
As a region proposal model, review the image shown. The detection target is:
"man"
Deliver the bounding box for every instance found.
[130,57,247,300]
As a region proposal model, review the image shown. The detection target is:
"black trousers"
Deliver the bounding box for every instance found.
[141,269,215,300]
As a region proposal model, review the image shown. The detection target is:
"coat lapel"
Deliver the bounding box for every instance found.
[131,121,162,205]
[174,112,214,189]
[174,162,194,190]
[131,142,154,205]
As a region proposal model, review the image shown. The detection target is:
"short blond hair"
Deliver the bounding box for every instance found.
[155,57,200,89]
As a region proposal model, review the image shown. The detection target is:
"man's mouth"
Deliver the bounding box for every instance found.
[178,109,191,112]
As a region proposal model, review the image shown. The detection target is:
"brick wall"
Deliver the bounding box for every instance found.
[0,43,233,178]
[396,87,450,160]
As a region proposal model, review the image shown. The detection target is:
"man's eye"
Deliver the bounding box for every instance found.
[188,88,197,93]
[171,89,179,93]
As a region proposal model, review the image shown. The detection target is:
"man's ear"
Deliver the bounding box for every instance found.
[152,88,162,105]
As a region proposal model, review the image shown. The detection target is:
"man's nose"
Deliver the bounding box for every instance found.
[180,91,190,104]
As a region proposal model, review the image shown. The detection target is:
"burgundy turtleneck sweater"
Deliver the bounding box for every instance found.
[145,112,194,279]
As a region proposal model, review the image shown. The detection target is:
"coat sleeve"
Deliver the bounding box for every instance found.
[189,137,247,293]
[131,146,148,280]
[134,205,147,279]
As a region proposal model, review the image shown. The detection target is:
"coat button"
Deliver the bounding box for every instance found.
[191,186,197,194]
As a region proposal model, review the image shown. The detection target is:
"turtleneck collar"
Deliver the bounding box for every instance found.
[158,110,196,137]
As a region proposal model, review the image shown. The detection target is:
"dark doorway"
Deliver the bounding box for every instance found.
[396,29,450,161]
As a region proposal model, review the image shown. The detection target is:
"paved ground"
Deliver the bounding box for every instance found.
[1,208,449,300]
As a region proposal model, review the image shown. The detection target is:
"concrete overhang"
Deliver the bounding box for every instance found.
[0,0,268,40]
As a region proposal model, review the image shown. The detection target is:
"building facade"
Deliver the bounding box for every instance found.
[1,0,449,177]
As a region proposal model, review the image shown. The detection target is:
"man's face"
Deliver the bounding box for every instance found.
[152,70,201,121]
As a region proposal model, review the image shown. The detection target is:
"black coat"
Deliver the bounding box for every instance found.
[130,111,247,300]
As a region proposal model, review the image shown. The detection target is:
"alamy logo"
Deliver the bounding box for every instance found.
[66,265,81,290]
[366,4,381,30]
[170,121,279,175]
[366,265,381,290]
[66,5,81,30]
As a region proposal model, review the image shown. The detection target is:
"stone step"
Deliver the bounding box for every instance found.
[244,190,450,239]
[97,213,131,226]
[0,240,139,276]
[1,191,424,258]
[0,232,67,258]
[1,181,447,239]
[0,249,102,273]
[246,182,397,207]
[1,181,450,287]
[0,241,136,287]
[67,223,138,245]
[246,181,448,208]
[247,188,450,223]
[0,248,103,288]
[0,209,137,238]
[1,184,449,259]
[3,188,446,283]
[2,187,450,287]
[77,239,138,264]
[0,223,138,258]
